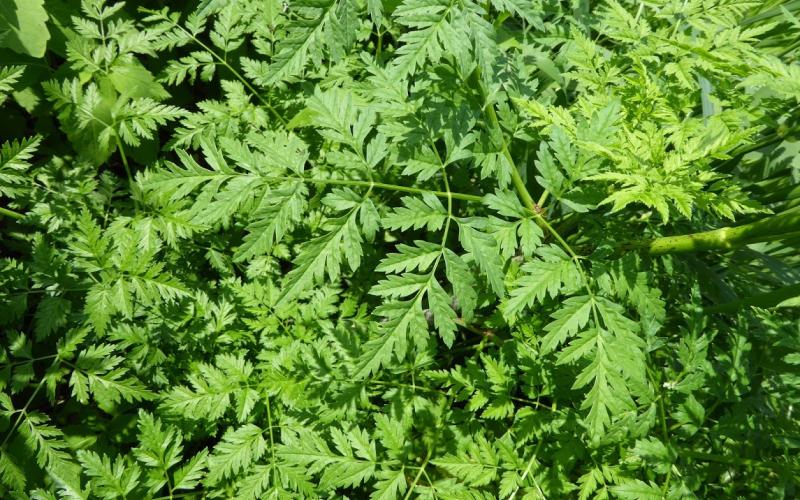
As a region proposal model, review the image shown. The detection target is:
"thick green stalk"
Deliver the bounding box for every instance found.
[637,208,800,255]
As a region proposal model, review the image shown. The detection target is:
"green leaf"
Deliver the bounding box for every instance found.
[458,221,505,296]
[162,355,253,422]
[610,480,663,499]
[376,240,442,274]
[371,468,407,500]
[234,182,308,262]
[540,295,593,352]
[429,279,458,347]
[278,427,377,490]
[444,248,478,322]
[632,437,675,474]
[34,296,70,340]
[0,449,26,492]
[133,412,184,494]
[504,246,579,320]
[205,424,267,485]
[276,206,365,307]
[109,61,170,100]
[0,0,49,57]
[390,0,468,78]
[354,296,427,378]
[0,66,25,101]
[432,435,498,486]
[483,190,527,218]
[242,0,338,85]
[534,141,565,197]
[383,193,448,232]
[18,412,74,471]
[371,273,429,298]
[0,135,40,199]
[76,451,140,499]
[172,450,209,491]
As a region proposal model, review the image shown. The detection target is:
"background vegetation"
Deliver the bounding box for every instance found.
[1,0,799,498]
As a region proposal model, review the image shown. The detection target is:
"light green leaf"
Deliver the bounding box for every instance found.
[610,479,663,499]
[429,279,458,347]
[444,249,478,322]
[383,193,448,232]
[540,295,593,352]
[205,424,267,485]
[504,250,579,320]
[0,0,49,57]
[458,221,505,296]
[276,207,364,307]
[109,61,170,100]
[376,240,442,274]
[354,297,427,378]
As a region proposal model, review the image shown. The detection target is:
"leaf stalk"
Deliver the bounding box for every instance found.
[0,206,24,220]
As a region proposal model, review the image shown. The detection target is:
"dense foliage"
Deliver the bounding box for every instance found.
[2,0,800,498]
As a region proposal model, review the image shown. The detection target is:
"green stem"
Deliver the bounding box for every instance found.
[536,190,550,209]
[779,35,800,58]
[741,1,800,26]
[265,394,277,488]
[471,71,549,225]
[483,102,540,214]
[719,124,800,172]
[403,451,430,500]
[115,136,139,213]
[648,364,674,494]
[0,357,61,451]
[474,68,597,296]
[634,207,800,255]
[280,175,484,203]
[189,40,285,127]
[115,136,133,186]
[508,441,544,500]
[172,171,484,203]
[0,206,24,220]
[738,129,794,156]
